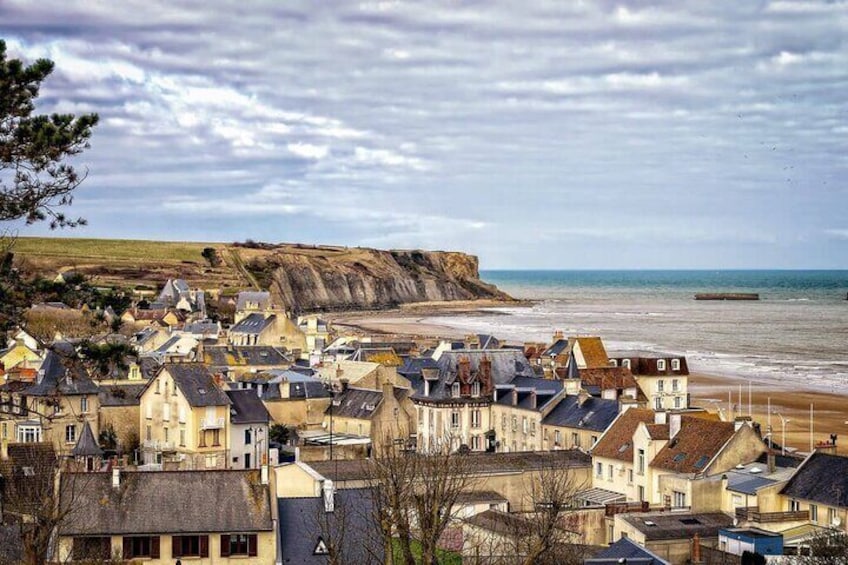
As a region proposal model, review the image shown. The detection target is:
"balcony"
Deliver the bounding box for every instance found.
[735,506,809,523]
[143,439,175,452]
[200,416,225,430]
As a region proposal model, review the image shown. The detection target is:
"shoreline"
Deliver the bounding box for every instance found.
[328,300,848,452]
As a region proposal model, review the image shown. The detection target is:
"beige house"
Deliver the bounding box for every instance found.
[57,469,275,564]
[138,364,231,470]
[490,379,564,453]
[0,341,42,374]
[257,370,332,428]
[98,382,146,454]
[608,351,690,411]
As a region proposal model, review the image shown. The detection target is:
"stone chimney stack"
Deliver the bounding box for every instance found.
[478,356,493,395]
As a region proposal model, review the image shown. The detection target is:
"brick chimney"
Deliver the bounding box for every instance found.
[457,356,472,385]
[478,356,493,395]
[692,532,702,563]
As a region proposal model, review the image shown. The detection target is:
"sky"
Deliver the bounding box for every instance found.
[1,1,847,269]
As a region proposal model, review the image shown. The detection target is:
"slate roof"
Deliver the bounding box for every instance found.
[0,443,58,517]
[650,417,736,474]
[542,394,619,432]
[236,291,271,311]
[23,349,100,397]
[59,470,274,535]
[465,508,532,535]
[307,449,591,482]
[325,387,406,420]
[98,383,146,407]
[618,512,734,541]
[231,313,276,335]
[183,320,222,336]
[780,452,848,508]
[541,338,569,357]
[410,350,535,402]
[586,537,670,565]
[226,389,271,424]
[494,376,563,411]
[71,421,103,457]
[591,408,655,461]
[203,345,290,367]
[159,364,231,407]
[277,488,384,564]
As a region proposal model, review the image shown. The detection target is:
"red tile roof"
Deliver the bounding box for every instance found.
[591,408,655,462]
[650,416,736,474]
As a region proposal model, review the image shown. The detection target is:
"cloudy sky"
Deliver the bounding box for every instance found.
[2,1,847,268]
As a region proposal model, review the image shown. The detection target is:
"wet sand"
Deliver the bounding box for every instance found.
[328,302,848,453]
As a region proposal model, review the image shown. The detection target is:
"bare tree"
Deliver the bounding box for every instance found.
[365,434,478,565]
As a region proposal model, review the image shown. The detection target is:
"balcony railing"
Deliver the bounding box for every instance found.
[143,439,175,451]
[200,416,225,430]
[735,507,809,523]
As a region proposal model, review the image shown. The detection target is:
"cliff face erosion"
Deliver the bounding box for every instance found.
[246,246,512,312]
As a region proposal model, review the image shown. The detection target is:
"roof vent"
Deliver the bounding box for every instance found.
[749,467,763,474]
[643,520,656,526]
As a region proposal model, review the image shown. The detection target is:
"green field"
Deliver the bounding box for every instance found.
[12,237,221,263]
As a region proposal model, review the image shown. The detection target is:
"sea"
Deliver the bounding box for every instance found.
[423,270,848,394]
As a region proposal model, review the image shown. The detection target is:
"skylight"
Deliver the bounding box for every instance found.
[618,442,631,453]
[673,453,687,462]
[694,455,710,469]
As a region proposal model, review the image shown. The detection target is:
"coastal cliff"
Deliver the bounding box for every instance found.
[245,245,511,312]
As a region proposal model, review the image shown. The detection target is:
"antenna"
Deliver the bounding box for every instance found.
[810,403,814,453]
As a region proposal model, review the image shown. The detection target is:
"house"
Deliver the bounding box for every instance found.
[138,364,231,470]
[121,307,185,329]
[541,393,619,452]
[6,329,40,351]
[182,319,223,341]
[537,333,611,377]
[98,382,146,454]
[257,370,332,428]
[717,527,783,557]
[142,334,199,364]
[56,469,275,563]
[607,351,689,412]
[297,315,331,353]
[585,537,670,565]
[234,291,272,322]
[130,326,171,353]
[225,389,270,469]
[319,378,417,457]
[0,341,43,375]
[491,376,564,453]
[0,348,100,456]
[613,511,735,564]
[156,278,206,316]
[778,452,848,530]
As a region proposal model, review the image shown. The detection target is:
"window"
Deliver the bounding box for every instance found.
[212,429,220,446]
[554,430,561,447]
[199,430,207,448]
[145,403,152,420]
[673,491,686,508]
[637,449,645,475]
[655,397,662,411]
[450,411,460,429]
[610,359,618,367]
[17,425,41,443]
[591,435,598,445]
[178,405,186,424]
[1,422,6,439]
[657,380,664,392]
[123,536,160,559]
[512,416,517,432]
[163,403,170,422]
[245,429,252,445]
[622,359,631,369]
[674,396,681,409]
[638,486,645,502]
[172,535,208,558]
[829,508,837,525]
[522,417,528,435]
[501,414,507,430]
[164,427,169,443]
[471,409,481,428]
[221,534,257,557]
[65,424,76,444]
[607,464,613,480]
[789,500,800,512]
[180,429,186,447]
[80,396,88,413]
[731,494,743,508]
[671,359,681,371]
[164,382,170,397]
[471,435,481,450]
[244,453,251,469]
[596,462,603,478]
[531,420,536,436]
[146,425,151,441]
[471,382,481,397]
[672,379,679,391]
[810,504,818,523]
[572,432,580,448]
[451,382,460,398]
[205,455,217,468]
[657,359,667,371]
[155,380,160,394]
[628,469,634,484]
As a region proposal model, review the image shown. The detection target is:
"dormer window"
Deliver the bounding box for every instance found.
[451,382,460,398]
[471,382,481,397]
[610,359,618,367]
[671,359,681,371]
[622,359,631,369]
[657,359,667,371]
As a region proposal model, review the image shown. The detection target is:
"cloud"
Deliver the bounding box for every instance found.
[825,229,848,240]
[1,1,846,267]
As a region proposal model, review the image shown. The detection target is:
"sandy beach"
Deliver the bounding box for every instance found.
[329,302,848,453]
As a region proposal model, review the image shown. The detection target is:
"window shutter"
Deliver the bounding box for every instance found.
[220,534,230,557]
[151,536,160,559]
[172,536,182,558]
[200,535,209,558]
[122,537,132,560]
[248,534,258,557]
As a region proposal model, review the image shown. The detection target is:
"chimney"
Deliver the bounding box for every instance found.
[112,467,120,489]
[339,378,349,393]
[457,356,471,384]
[530,390,537,410]
[692,532,702,563]
[478,356,493,395]
[424,380,430,397]
[734,416,750,432]
[655,411,668,425]
[577,389,591,407]
[323,479,335,513]
[261,464,269,485]
[553,330,564,341]
[768,450,776,474]
[669,413,682,439]
[512,390,518,406]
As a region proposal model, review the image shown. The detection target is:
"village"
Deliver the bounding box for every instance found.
[0,275,845,565]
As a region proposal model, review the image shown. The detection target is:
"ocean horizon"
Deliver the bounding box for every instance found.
[425,269,848,394]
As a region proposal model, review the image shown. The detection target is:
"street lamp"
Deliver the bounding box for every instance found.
[774,412,790,456]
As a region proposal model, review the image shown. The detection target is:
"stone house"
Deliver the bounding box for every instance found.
[607,351,689,411]
[138,364,231,470]
[56,469,275,563]
[98,382,146,454]
[225,389,270,469]
[541,393,619,452]
[490,376,564,453]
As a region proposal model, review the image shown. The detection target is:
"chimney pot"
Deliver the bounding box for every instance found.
[112,467,120,488]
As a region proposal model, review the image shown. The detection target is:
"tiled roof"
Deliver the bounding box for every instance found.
[572,337,610,368]
[591,408,655,461]
[230,313,276,335]
[59,470,273,535]
[586,537,670,564]
[326,387,385,420]
[650,417,736,474]
[236,291,271,311]
[162,364,231,407]
[226,389,271,424]
[618,512,734,541]
[542,395,619,432]
[780,452,848,508]
[645,424,670,440]
[578,367,638,390]
[98,383,146,407]
[203,345,290,367]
